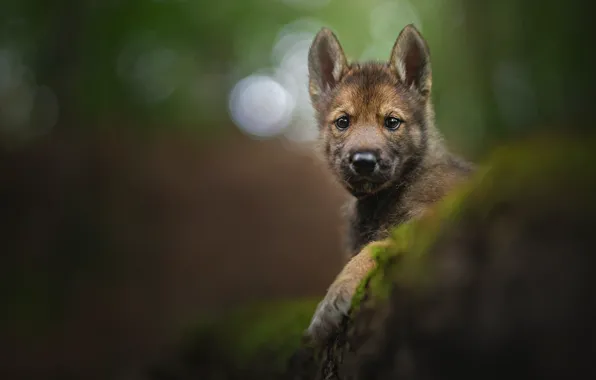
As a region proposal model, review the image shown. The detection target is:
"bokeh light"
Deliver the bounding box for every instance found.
[229,74,295,137]
[0,48,58,137]
[227,1,428,142]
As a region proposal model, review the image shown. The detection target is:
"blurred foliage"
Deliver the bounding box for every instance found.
[1,0,590,155]
[185,298,319,369]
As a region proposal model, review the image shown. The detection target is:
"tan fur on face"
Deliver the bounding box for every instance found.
[315,62,433,196]
[327,84,407,124]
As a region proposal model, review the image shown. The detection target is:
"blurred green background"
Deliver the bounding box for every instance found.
[2,0,592,157]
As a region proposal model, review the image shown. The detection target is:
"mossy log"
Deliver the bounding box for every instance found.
[284,132,596,380]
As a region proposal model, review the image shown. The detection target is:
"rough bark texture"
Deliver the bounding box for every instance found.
[283,132,596,380]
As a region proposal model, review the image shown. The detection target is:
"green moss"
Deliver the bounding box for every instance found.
[188,297,319,370]
[351,241,391,308]
[350,174,479,311]
[351,133,596,312]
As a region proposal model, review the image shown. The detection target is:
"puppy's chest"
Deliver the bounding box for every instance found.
[346,201,407,256]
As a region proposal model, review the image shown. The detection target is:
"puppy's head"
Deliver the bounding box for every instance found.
[308,24,434,197]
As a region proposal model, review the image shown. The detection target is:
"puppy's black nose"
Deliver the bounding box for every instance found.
[350,151,379,176]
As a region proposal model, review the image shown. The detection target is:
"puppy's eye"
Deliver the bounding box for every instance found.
[335,116,350,131]
[384,117,402,131]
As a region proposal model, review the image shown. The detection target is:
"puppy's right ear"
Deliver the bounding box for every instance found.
[308,28,348,111]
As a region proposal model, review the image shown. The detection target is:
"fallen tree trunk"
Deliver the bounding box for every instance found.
[284,132,596,380]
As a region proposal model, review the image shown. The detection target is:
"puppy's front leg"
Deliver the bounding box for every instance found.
[306,240,389,343]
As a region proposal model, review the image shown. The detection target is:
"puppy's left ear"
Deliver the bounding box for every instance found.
[389,24,432,97]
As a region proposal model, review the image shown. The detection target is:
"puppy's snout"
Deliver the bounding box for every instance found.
[349,151,379,176]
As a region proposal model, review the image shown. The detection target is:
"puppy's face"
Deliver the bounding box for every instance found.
[308,25,433,197]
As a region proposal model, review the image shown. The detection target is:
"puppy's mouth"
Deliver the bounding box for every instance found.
[341,170,393,196]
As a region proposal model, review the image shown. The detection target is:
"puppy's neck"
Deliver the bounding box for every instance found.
[353,152,423,223]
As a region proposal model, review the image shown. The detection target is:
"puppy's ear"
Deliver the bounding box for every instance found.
[389,24,432,97]
[308,28,348,111]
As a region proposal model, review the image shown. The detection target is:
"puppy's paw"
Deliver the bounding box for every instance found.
[306,277,359,344]
[304,240,384,344]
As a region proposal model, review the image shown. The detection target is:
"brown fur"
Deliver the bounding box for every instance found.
[306,24,474,342]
